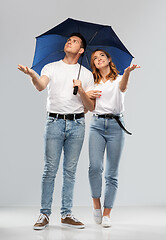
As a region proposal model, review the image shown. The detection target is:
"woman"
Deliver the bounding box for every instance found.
[88,49,140,227]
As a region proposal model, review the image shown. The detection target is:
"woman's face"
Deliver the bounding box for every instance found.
[93,51,110,70]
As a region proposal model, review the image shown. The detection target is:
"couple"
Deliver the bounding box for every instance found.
[18,32,139,229]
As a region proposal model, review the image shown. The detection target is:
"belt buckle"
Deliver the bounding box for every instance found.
[64,114,66,120]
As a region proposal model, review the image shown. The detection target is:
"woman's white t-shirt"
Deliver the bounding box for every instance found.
[93,75,125,115]
[41,60,94,114]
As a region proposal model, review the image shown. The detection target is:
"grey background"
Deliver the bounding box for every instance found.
[0,0,165,207]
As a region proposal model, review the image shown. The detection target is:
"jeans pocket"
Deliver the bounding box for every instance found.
[75,117,85,126]
[47,116,55,123]
[92,115,98,121]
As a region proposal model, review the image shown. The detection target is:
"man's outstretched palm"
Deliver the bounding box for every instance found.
[18,64,34,77]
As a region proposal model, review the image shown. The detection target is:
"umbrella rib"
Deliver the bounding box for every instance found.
[87,26,133,57]
[88,31,99,45]
[87,26,106,45]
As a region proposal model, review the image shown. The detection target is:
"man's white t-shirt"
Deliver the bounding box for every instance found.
[41,60,94,114]
[93,75,125,115]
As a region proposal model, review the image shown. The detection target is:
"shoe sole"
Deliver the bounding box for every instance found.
[102,224,112,228]
[61,223,85,229]
[33,224,49,230]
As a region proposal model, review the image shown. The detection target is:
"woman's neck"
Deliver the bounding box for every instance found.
[99,66,110,82]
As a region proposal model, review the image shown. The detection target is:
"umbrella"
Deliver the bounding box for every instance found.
[32,18,133,76]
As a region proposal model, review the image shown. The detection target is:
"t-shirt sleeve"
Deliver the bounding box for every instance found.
[85,72,95,92]
[40,64,52,79]
[117,74,123,82]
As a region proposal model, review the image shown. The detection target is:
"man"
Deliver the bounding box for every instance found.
[18,33,94,229]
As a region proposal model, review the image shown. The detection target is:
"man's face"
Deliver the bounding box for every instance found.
[64,36,83,55]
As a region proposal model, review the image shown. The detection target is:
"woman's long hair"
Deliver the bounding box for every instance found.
[91,49,119,84]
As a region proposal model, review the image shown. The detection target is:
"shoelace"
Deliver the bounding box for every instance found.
[62,214,79,222]
[36,214,49,223]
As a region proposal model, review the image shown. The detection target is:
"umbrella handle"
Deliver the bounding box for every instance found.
[73,86,78,95]
[73,55,83,95]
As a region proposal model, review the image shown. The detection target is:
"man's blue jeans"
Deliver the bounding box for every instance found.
[88,115,125,209]
[40,115,85,217]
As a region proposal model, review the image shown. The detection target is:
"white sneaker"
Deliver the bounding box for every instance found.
[93,209,102,224]
[102,216,112,228]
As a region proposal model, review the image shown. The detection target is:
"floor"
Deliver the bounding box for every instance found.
[0,206,166,240]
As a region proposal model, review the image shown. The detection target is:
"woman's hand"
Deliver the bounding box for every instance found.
[124,64,140,73]
[86,90,102,100]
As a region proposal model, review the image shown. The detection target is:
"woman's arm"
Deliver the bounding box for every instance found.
[119,64,140,92]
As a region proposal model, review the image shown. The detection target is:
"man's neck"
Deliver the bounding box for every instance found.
[63,53,80,65]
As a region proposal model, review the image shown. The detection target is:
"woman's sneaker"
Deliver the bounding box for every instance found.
[93,209,102,224]
[61,214,85,229]
[102,216,112,228]
[33,213,49,230]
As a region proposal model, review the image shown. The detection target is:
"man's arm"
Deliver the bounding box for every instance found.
[79,91,95,112]
[84,90,102,113]
[18,64,49,91]
[73,79,95,111]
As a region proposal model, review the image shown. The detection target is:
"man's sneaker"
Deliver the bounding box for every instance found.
[102,216,112,228]
[61,214,85,229]
[33,213,49,230]
[93,209,102,224]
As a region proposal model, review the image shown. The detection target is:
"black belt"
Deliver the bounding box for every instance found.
[48,112,84,120]
[95,114,132,135]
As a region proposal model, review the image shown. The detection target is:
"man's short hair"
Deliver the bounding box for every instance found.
[70,32,87,50]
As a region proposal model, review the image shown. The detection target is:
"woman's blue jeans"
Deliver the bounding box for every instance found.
[88,115,125,209]
[40,116,85,217]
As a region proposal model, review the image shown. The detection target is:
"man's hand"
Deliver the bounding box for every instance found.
[18,64,49,91]
[73,79,83,93]
[86,90,102,100]
[73,79,95,111]
[18,64,35,77]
